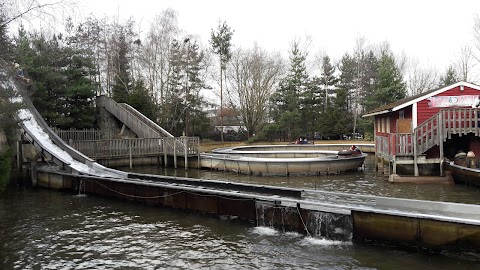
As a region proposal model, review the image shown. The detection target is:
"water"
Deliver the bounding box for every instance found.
[125,155,480,205]
[1,154,480,269]
[1,188,480,270]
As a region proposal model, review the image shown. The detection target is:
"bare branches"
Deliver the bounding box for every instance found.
[1,0,76,29]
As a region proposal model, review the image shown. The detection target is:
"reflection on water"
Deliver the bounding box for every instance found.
[123,155,480,205]
[1,188,479,269]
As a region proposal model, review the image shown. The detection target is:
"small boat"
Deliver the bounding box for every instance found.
[446,155,480,187]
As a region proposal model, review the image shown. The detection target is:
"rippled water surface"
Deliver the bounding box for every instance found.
[125,155,480,204]
[1,188,480,270]
[1,154,480,269]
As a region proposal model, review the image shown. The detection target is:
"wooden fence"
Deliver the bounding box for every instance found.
[53,128,111,142]
[70,137,199,159]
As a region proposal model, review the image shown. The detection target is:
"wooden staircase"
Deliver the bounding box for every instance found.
[398,108,480,175]
[414,108,480,154]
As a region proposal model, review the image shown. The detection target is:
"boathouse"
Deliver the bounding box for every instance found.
[363,81,480,176]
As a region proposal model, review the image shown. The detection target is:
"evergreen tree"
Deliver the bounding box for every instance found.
[439,65,458,87]
[111,28,131,103]
[337,53,357,113]
[319,55,337,110]
[128,79,156,120]
[364,50,406,112]
[0,14,17,192]
[14,32,96,129]
[162,38,211,136]
[270,42,309,140]
[210,20,233,141]
[358,50,378,108]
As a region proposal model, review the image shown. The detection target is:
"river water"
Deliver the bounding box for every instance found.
[1,155,480,269]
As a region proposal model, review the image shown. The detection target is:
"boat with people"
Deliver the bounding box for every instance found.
[447,150,480,187]
[198,144,368,175]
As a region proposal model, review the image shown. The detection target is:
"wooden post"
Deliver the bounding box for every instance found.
[438,114,444,176]
[374,120,378,172]
[174,139,177,169]
[413,129,419,176]
[163,139,168,168]
[184,137,188,169]
[197,138,200,169]
[16,138,22,172]
[129,139,133,169]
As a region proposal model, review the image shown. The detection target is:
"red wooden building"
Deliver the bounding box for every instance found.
[363,82,480,176]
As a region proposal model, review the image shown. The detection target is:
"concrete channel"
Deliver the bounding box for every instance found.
[33,165,480,253]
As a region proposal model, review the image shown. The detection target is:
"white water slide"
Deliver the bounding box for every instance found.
[8,78,127,178]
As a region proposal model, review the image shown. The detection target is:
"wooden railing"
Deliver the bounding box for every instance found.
[376,108,480,159]
[442,108,480,138]
[54,128,110,142]
[70,137,199,159]
[414,112,441,154]
[396,133,413,156]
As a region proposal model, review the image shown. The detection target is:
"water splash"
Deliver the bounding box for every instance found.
[307,211,352,241]
[251,226,278,236]
[300,236,352,246]
[75,179,87,197]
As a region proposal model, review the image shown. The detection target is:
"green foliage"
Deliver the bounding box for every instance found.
[14,32,97,129]
[270,42,309,140]
[439,66,458,87]
[161,38,211,136]
[111,28,131,103]
[363,50,406,112]
[0,147,12,192]
[210,21,233,70]
[128,79,157,120]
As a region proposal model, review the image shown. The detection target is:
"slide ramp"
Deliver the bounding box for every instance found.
[10,78,127,178]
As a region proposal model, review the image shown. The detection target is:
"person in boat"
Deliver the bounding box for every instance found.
[454,150,467,166]
[350,145,360,152]
[14,63,30,84]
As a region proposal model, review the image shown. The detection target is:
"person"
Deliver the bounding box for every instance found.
[472,95,480,109]
[350,145,360,152]
[14,63,30,84]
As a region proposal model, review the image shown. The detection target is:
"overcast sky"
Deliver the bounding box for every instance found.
[79,0,480,71]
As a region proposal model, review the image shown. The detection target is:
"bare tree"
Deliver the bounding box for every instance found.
[454,44,477,82]
[473,14,480,64]
[407,58,439,96]
[139,9,180,104]
[226,45,284,137]
[1,0,76,29]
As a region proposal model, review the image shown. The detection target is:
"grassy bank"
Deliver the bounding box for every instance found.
[199,140,373,153]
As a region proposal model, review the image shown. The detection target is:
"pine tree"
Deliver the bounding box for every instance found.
[210,21,233,141]
[111,28,131,103]
[162,38,211,136]
[439,65,459,87]
[270,42,309,140]
[319,55,337,110]
[128,79,157,120]
[14,32,97,129]
[364,50,406,111]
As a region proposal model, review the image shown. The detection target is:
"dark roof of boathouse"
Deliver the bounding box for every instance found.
[362,81,480,118]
